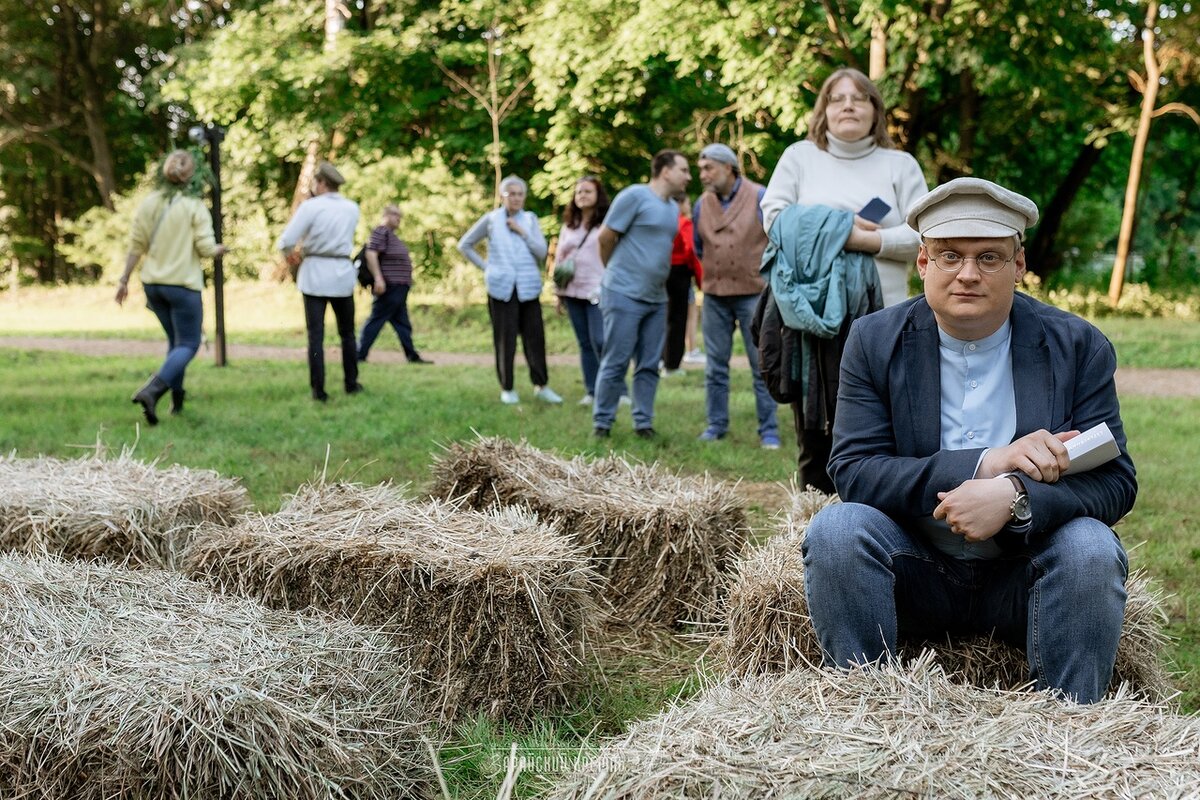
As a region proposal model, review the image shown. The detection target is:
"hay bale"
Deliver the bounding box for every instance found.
[547,656,1200,799]
[716,488,1176,700]
[0,553,430,800]
[429,436,749,627]
[0,451,249,567]
[182,481,600,724]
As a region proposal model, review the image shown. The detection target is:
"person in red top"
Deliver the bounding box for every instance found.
[662,195,703,373]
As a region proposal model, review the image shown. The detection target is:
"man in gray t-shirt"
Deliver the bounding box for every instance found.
[592,150,692,438]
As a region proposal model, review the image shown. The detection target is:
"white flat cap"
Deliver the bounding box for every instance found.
[907,177,1039,239]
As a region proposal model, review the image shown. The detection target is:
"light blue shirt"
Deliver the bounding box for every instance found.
[916,321,1016,559]
[457,208,547,302]
[602,184,678,304]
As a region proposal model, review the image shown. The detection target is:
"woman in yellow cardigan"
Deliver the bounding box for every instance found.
[116,150,226,425]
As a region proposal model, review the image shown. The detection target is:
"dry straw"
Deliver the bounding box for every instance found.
[0,553,430,799]
[0,450,248,567]
[547,656,1200,799]
[429,436,749,627]
[715,487,1176,700]
[183,481,601,724]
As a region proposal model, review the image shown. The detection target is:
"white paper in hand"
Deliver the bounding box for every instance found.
[1063,422,1121,474]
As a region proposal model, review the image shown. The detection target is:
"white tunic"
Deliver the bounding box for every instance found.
[277,192,361,297]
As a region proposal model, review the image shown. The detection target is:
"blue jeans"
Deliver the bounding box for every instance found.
[702,293,778,438]
[143,284,202,391]
[593,288,665,431]
[563,296,604,394]
[358,283,418,361]
[802,502,1129,704]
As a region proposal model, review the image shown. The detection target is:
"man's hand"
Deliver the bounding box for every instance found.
[934,477,1016,542]
[978,429,1078,482]
[373,276,386,296]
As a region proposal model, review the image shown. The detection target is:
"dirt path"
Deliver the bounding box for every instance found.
[3,335,1200,397]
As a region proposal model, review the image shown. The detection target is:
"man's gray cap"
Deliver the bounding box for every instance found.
[315,161,346,188]
[699,143,739,169]
[907,177,1039,239]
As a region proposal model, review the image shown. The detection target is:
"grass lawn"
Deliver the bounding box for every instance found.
[5,282,1200,366]
[2,288,1198,795]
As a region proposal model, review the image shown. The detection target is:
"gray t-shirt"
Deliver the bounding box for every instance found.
[602,184,678,304]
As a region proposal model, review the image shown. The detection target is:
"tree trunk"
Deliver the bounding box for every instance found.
[59,3,117,209]
[1110,0,1160,305]
[869,16,887,80]
[1024,141,1104,278]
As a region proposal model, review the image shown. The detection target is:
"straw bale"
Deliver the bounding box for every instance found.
[0,451,248,568]
[547,656,1200,799]
[429,436,749,627]
[0,553,430,800]
[183,481,601,724]
[716,488,1175,700]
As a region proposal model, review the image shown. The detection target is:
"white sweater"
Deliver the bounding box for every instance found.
[761,134,928,307]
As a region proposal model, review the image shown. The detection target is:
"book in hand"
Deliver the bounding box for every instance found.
[1062,422,1121,474]
[858,197,892,224]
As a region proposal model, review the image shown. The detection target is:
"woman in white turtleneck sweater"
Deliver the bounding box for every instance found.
[761,67,928,494]
[762,68,928,308]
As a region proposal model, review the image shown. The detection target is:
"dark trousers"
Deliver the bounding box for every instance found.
[791,403,836,495]
[358,283,418,361]
[487,291,549,391]
[662,264,692,370]
[143,283,202,392]
[303,293,357,396]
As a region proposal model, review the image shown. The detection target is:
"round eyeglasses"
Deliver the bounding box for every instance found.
[929,251,1016,274]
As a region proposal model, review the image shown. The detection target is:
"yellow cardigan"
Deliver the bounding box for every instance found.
[129,190,218,291]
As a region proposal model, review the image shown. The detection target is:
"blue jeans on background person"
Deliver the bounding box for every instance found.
[563,296,604,395]
[802,502,1129,704]
[358,283,418,361]
[593,288,666,431]
[143,283,203,391]
[702,293,778,439]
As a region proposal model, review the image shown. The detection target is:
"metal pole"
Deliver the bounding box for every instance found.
[207,125,228,366]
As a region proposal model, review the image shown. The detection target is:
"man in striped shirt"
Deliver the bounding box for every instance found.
[357,204,431,364]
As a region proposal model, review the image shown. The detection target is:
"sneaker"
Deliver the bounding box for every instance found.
[660,367,685,378]
[618,395,632,407]
[761,434,781,450]
[683,349,707,365]
[578,393,594,406]
[698,427,725,442]
[593,426,611,438]
[500,390,520,405]
[534,386,563,404]
[634,427,656,439]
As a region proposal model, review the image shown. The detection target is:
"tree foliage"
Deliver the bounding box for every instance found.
[1,0,1197,290]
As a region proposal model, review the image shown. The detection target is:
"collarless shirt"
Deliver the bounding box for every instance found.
[915,320,1016,559]
[277,192,361,297]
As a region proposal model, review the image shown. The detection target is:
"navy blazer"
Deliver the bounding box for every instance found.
[829,292,1137,542]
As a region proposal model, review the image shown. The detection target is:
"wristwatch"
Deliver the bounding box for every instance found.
[1007,474,1032,524]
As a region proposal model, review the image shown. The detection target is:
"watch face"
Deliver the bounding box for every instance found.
[1013,494,1032,522]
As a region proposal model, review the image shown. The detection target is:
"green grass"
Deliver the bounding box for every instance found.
[1091,317,1200,369]
[1,318,1198,794]
[5,282,1200,366]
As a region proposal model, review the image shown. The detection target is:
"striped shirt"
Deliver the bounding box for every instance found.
[457,208,547,302]
[368,225,414,285]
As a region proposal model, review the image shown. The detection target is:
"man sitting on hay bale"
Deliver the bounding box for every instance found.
[803,177,1137,704]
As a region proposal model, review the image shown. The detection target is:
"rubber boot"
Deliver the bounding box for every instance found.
[170,389,186,416]
[131,375,169,426]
